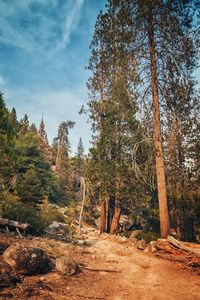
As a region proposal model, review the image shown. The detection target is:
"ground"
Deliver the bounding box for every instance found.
[0,227,200,300]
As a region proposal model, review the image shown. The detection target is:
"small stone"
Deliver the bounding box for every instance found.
[149,241,157,253]
[0,243,9,255]
[137,239,146,250]
[118,236,128,243]
[55,257,81,276]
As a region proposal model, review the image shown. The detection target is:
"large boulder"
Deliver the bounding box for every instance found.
[55,256,81,276]
[3,245,54,275]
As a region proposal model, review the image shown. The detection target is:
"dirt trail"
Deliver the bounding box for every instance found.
[82,227,200,300]
[0,230,199,300]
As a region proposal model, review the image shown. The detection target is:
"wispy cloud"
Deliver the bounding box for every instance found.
[59,0,84,50]
[0,0,84,53]
[0,75,6,85]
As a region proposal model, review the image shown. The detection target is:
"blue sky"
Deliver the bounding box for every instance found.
[0,0,199,154]
[0,0,106,153]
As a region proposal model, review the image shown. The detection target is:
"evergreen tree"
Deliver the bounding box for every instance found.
[87,0,199,237]
[18,114,29,137]
[0,93,15,191]
[52,121,75,194]
[16,167,45,205]
[75,138,85,177]
[38,117,51,161]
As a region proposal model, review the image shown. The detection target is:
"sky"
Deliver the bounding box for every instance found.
[0,0,107,153]
[0,1,199,154]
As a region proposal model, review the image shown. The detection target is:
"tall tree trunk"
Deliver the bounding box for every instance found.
[147,18,170,238]
[78,177,86,234]
[107,195,115,233]
[55,144,61,173]
[177,216,181,240]
[110,205,120,234]
[100,197,106,233]
[99,45,107,234]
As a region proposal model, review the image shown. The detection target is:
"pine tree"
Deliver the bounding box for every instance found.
[75,138,85,177]
[0,93,15,191]
[19,114,29,137]
[16,167,45,205]
[88,0,199,237]
[52,121,75,194]
[38,117,51,161]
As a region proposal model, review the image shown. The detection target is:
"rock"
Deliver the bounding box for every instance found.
[149,241,157,253]
[137,239,146,250]
[131,238,138,246]
[0,273,21,290]
[118,236,128,243]
[0,260,21,290]
[3,245,54,275]
[55,257,81,276]
[0,243,9,255]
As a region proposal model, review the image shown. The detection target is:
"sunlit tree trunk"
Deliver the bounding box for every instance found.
[99,47,107,233]
[110,205,120,234]
[100,195,106,233]
[147,17,170,238]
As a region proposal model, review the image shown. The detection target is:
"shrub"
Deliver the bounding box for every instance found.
[2,202,46,235]
[135,231,159,243]
[42,206,65,225]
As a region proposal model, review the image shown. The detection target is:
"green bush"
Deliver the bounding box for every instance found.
[135,231,159,243]
[42,206,65,225]
[2,202,46,235]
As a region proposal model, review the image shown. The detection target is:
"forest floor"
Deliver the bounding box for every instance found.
[0,226,200,300]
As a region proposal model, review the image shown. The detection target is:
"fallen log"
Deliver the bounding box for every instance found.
[155,253,191,263]
[188,261,200,268]
[167,236,200,258]
[0,218,30,233]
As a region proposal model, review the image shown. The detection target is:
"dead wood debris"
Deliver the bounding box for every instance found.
[155,236,200,273]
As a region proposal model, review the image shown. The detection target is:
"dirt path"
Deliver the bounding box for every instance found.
[82,227,200,300]
[0,230,199,300]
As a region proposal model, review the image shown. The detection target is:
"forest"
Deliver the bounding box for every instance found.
[0,0,200,244]
[0,1,200,241]
[0,1,200,298]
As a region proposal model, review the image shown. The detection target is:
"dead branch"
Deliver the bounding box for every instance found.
[76,295,106,299]
[83,266,120,273]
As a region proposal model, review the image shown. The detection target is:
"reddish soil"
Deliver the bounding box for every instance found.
[0,228,199,300]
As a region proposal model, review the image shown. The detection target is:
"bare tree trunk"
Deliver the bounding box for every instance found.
[99,44,107,234]
[100,197,106,233]
[147,18,170,238]
[110,205,120,234]
[78,177,86,234]
[55,144,61,173]
[107,195,115,233]
[177,216,181,240]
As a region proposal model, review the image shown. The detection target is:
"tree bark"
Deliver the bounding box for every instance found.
[100,197,106,233]
[177,216,181,241]
[110,206,120,234]
[99,44,106,234]
[147,17,170,238]
[107,195,115,233]
[78,177,86,233]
